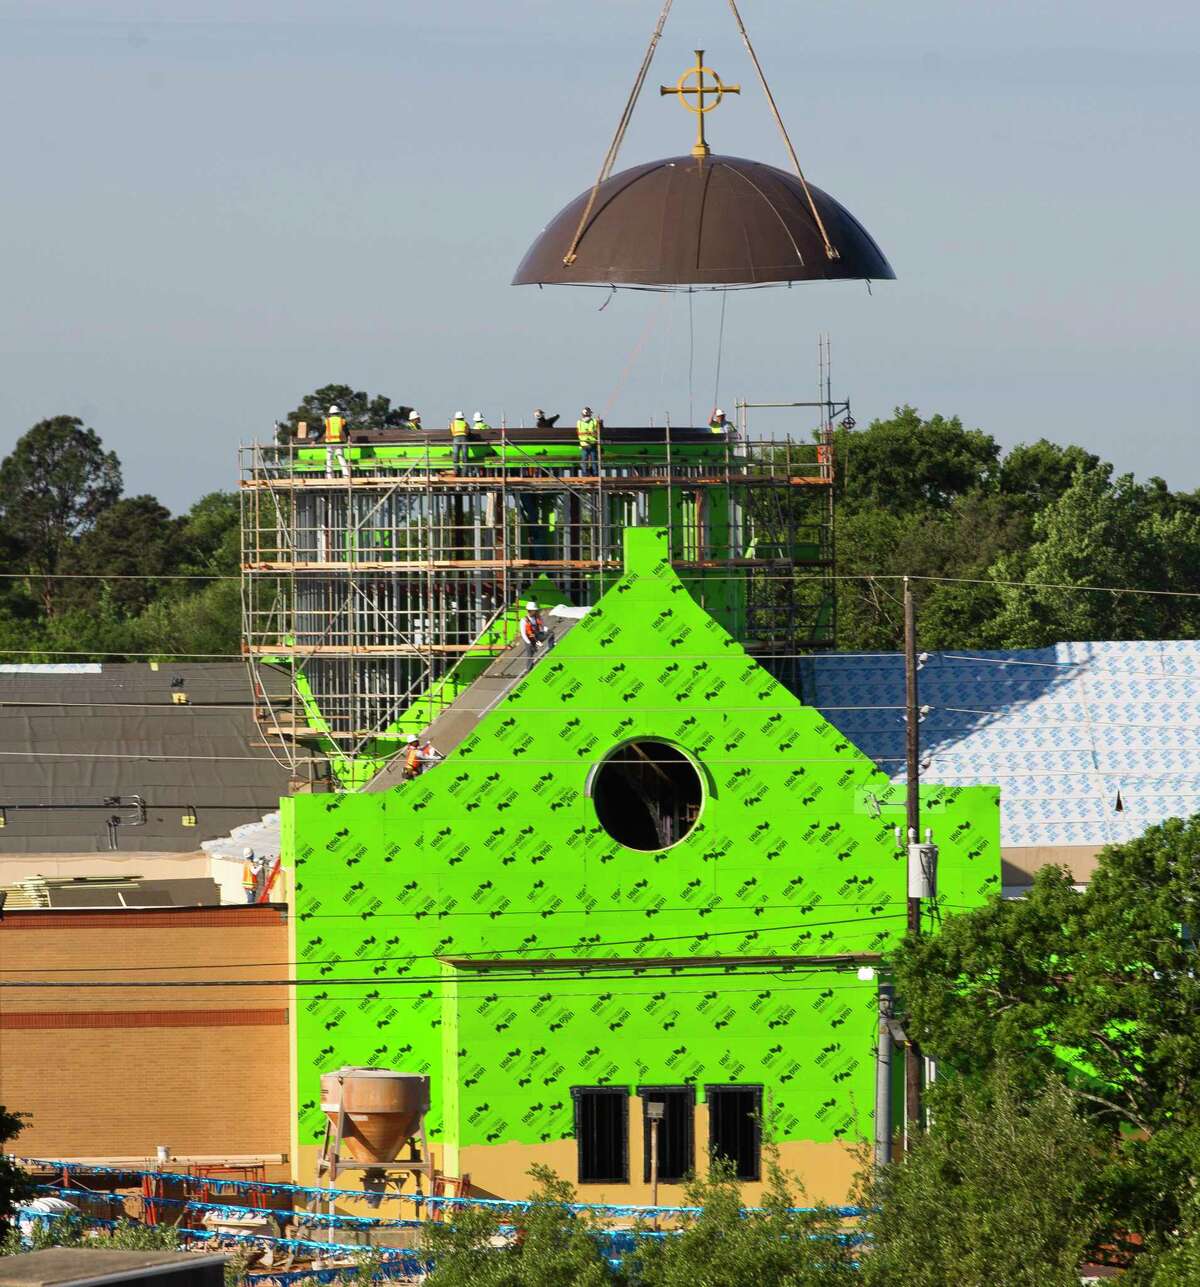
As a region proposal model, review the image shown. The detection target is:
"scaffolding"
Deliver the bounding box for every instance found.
[240,417,840,787]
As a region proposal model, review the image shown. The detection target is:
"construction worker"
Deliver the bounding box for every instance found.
[709,408,730,433]
[323,404,346,443]
[405,410,423,430]
[241,847,259,904]
[576,406,599,475]
[418,740,444,774]
[402,733,422,781]
[520,600,549,673]
[450,411,471,474]
[534,409,559,428]
[473,411,491,432]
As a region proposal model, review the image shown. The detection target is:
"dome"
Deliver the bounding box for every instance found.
[512,153,895,289]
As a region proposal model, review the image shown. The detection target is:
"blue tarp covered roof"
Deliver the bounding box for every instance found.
[802,641,1200,848]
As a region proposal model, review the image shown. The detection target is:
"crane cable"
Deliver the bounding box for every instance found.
[563,0,675,266]
[725,0,839,261]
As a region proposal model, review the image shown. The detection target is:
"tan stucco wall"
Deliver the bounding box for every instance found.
[1001,845,1103,886]
[294,1102,862,1210]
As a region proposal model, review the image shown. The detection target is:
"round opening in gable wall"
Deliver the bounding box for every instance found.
[592,740,703,852]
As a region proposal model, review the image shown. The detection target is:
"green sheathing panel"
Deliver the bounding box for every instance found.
[286,528,999,1156]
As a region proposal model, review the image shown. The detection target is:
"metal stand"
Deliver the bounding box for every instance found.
[316,1101,435,1189]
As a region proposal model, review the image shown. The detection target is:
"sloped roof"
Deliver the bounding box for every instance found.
[802,641,1200,848]
[0,663,291,854]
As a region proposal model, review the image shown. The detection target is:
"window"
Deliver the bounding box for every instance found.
[706,1085,763,1181]
[592,740,703,851]
[640,1086,695,1183]
[572,1087,629,1184]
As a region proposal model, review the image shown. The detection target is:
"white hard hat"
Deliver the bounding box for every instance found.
[473,412,484,422]
[526,600,539,611]
[328,405,340,415]
[411,410,421,419]
[455,410,465,418]
[404,733,418,744]
[714,408,725,417]
[534,408,544,416]
[242,846,254,858]
[581,406,592,415]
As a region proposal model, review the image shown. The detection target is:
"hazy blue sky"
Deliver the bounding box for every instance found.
[2,0,1197,510]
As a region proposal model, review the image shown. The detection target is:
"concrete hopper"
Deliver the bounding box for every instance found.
[318,1067,432,1184]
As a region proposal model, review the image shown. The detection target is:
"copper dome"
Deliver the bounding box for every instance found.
[513,153,895,289]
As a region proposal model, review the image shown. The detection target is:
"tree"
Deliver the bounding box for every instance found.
[832,407,1000,514]
[889,815,1200,1260]
[60,496,181,616]
[0,417,121,615]
[860,1069,1110,1287]
[422,1165,622,1287]
[281,385,412,441]
[0,1106,31,1237]
[634,1157,857,1287]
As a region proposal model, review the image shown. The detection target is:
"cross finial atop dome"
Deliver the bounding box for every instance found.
[659,51,740,158]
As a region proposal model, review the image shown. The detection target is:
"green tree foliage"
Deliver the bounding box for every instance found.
[634,1157,857,1287]
[422,1165,621,1287]
[0,417,121,615]
[0,1108,31,1236]
[859,1069,1109,1287]
[890,815,1200,1263]
[281,385,412,440]
[60,496,182,616]
[829,411,1200,652]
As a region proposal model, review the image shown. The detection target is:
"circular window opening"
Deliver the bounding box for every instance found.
[592,740,703,852]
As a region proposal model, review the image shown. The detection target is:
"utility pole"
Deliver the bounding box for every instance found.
[903,576,922,1148]
[874,981,894,1170]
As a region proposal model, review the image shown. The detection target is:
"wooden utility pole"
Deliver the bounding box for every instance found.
[903,576,923,1147]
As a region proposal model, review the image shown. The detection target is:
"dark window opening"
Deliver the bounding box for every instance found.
[640,1086,695,1183]
[572,1087,628,1184]
[707,1085,762,1181]
[593,740,703,851]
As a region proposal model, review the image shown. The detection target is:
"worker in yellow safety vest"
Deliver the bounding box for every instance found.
[709,408,730,433]
[241,846,260,904]
[323,404,346,443]
[576,406,599,475]
[449,410,472,474]
[405,410,423,430]
[402,733,422,781]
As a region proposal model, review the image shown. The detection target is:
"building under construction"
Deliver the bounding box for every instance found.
[241,412,839,788]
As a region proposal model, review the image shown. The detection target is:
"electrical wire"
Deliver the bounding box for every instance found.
[0,962,886,992]
[0,911,912,973]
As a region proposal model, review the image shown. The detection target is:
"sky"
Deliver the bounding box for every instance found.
[1,0,1197,511]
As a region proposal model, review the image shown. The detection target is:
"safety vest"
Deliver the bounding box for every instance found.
[405,420,422,431]
[709,418,727,433]
[241,861,257,889]
[323,415,345,443]
[450,417,469,437]
[521,613,543,644]
[475,420,492,433]
[576,417,598,446]
[405,745,421,775]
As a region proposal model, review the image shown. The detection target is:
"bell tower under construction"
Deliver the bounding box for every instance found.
[240,410,841,788]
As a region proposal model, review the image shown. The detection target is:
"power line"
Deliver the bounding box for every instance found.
[0,911,906,974]
[0,961,883,992]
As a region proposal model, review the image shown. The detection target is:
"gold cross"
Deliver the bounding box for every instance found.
[660,50,740,158]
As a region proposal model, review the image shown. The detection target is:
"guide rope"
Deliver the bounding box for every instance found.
[563,0,675,266]
[724,0,839,260]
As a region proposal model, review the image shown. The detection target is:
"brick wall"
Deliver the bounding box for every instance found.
[0,907,291,1163]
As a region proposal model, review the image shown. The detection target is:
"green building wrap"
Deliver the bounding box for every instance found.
[283,527,1000,1190]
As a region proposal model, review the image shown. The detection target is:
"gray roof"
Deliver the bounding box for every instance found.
[0,663,292,854]
[0,1249,226,1287]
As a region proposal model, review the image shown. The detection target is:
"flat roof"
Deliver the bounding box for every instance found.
[0,1250,227,1287]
